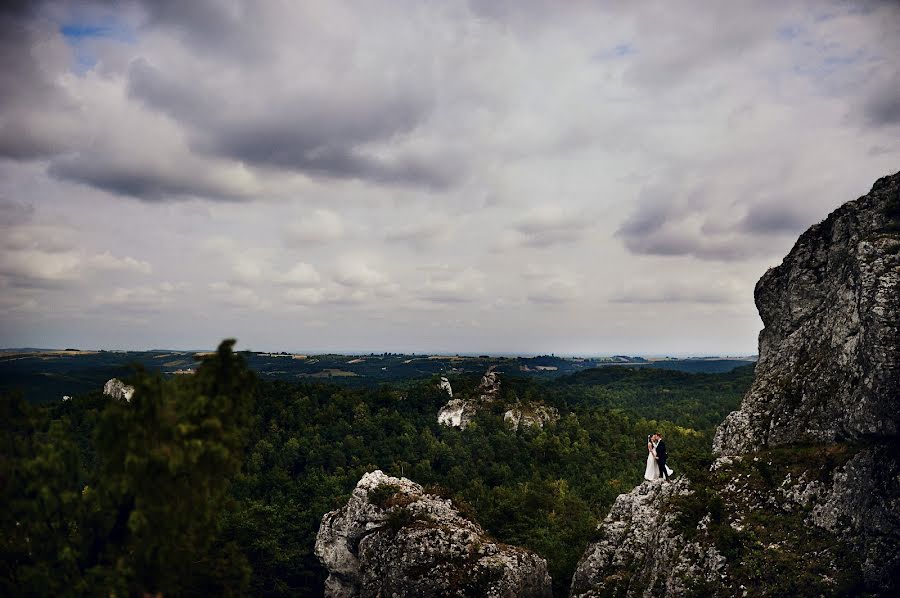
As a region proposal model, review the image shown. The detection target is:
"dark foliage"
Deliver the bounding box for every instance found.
[1,348,751,596]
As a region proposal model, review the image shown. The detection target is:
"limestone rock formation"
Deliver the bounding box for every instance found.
[775,445,900,589]
[477,366,502,402]
[437,398,467,427]
[573,171,900,596]
[715,171,900,454]
[437,367,503,430]
[570,479,724,598]
[103,378,134,401]
[315,470,552,598]
[438,367,559,430]
[438,375,453,397]
[503,403,560,431]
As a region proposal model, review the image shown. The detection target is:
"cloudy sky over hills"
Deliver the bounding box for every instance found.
[1,0,898,354]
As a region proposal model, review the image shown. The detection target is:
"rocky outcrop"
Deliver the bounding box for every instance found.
[573,171,900,596]
[438,376,453,397]
[570,479,724,598]
[572,445,895,597]
[477,367,502,401]
[437,398,468,427]
[438,367,560,430]
[775,444,900,590]
[504,403,560,431]
[103,378,134,401]
[438,367,503,430]
[315,470,552,598]
[714,171,900,454]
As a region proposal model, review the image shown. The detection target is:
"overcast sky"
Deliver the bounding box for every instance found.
[1,0,898,355]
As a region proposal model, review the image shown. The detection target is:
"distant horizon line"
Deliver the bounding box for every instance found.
[0,346,760,360]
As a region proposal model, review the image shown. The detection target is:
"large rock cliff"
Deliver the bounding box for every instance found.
[315,470,552,597]
[714,172,900,454]
[573,171,900,596]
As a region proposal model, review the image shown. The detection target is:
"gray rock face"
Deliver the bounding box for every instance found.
[477,367,502,401]
[438,376,453,397]
[714,171,900,454]
[437,398,468,427]
[504,403,560,431]
[315,470,552,598]
[103,378,134,401]
[570,479,724,598]
[778,445,900,589]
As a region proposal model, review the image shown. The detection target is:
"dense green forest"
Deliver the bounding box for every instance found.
[1,341,753,596]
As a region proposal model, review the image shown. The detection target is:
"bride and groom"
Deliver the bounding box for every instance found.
[644,432,673,481]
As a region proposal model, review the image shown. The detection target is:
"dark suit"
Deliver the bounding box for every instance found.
[656,439,668,480]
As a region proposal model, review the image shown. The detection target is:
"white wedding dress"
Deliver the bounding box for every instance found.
[644,441,660,480]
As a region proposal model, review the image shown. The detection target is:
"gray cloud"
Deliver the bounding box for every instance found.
[527,278,580,305]
[47,156,247,202]
[863,73,900,127]
[2,0,898,354]
[738,202,816,235]
[133,0,276,62]
[616,178,832,261]
[122,22,454,191]
[616,186,680,238]
[0,4,78,159]
[611,280,741,305]
[509,208,593,249]
[0,199,34,226]
[416,266,484,304]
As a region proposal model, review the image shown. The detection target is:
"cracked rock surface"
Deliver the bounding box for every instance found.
[315,470,552,597]
[714,171,900,454]
[570,478,724,598]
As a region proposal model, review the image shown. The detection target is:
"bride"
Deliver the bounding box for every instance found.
[644,434,660,480]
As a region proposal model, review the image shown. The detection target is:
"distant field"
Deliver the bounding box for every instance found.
[0,349,755,403]
[300,369,359,378]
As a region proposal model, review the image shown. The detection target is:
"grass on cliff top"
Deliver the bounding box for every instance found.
[668,443,870,597]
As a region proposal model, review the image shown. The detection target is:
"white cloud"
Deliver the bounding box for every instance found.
[498,206,594,250]
[208,281,266,309]
[95,282,181,308]
[278,262,321,286]
[284,286,326,305]
[87,252,152,274]
[0,249,82,284]
[334,257,387,288]
[385,218,455,249]
[0,225,152,286]
[231,255,266,284]
[527,276,581,305]
[418,266,485,303]
[284,209,346,245]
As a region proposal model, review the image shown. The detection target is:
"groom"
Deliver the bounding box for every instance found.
[654,433,669,481]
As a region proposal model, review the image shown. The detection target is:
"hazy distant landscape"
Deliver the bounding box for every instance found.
[0,348,756,403]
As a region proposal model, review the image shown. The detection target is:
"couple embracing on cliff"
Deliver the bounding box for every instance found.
[644,432,673,481]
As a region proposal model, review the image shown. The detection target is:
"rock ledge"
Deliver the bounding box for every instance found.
[315,470,552,597]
